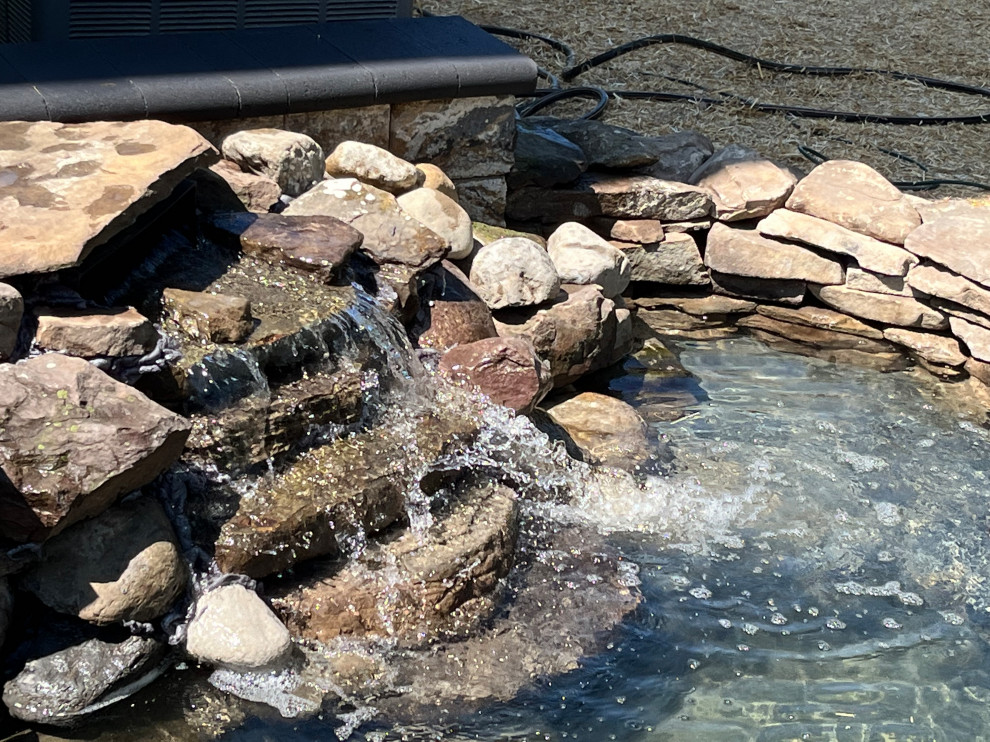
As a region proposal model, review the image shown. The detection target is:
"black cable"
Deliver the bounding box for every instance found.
[516,86,610,119]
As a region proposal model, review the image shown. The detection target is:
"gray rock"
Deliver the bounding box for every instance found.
[547,222,631,298]
[453,176,508,227]
[636,130,715,182]
[0,354,191,543]
[470,238,561,309]
[711,271,806,305]
[510,120,587,188]
[548,118,662,169]
[3,636,166,725]
[221,129,324,198]
[186,585,292,669]
[324,140,422,193]
[21,496,186,625]
[613,232,709,286]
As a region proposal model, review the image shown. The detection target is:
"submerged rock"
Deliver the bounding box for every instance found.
[272,479,518,645]
[545,391,652,471]
[186,585,292,670]
[20,496,186,625]
[0,354,191,543]
[3,636,166,725]
[221,129,324,198]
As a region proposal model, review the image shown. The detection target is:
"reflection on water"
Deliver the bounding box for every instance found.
[353,336,990,741]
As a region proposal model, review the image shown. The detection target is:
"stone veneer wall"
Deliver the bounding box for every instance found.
[191,95,517,225]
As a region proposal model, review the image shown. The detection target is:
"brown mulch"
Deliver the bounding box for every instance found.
[420,0,990,196]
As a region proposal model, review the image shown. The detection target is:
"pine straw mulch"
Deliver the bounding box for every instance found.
[419,0,990,197]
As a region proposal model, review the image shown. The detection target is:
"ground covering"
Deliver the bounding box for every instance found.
[421,0,990,196]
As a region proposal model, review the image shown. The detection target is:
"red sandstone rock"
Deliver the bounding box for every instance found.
[439,337,551,414]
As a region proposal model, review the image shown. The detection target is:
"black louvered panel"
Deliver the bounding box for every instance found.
[160,0,238,32]
[244,0,320,27]
[1,0,33,43]
[323,0,396,20]
[69,0,152,37]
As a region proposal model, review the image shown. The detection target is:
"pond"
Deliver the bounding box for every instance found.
[213,335,990,741]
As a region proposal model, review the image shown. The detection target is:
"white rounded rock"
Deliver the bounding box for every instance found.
[185,585,292,669]
[325,140,422,193]
[469,237,561,309]
[547,222,631,298]
[397,187,474,260]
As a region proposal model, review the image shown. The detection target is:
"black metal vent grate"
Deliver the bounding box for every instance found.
[244,0,321,26]
[69,0,153,38]
[324,0,397,20]
[160,0,240,32]
[0,0,32,43]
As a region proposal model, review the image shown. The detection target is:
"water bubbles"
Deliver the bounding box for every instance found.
[817,641,831,651]
[940,611,965,626]
[807,606,820,617]
[718,618,733,629]
[873,501,902,526]
[687,659,701,670]
[742,623,759,636]
[825,617,847,630]
[882,617,903,630]
[839,450,889,474]
[770,613,787,626]
[689,586,713,600]
[899,592,924,607]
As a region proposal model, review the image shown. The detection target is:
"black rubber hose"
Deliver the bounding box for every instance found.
[516,86,610,119]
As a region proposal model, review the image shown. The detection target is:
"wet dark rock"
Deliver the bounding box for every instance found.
[0,354,191,543]
[3,635,166,726]
[411,261,497,352]
[754,303,885,339]
[0,283,23,361]
[543,118,662,170]
[34,306,158,359]
[635,307,736,339]
[737,314,898,354]
[272,479,518,645]
[214,409,481,578]
[746,329,912,372]
[510,120,587,188]
[204,211,363,281]
[495,285,629,387]
[439,336,551,414]
[162,288,254,345]
[20,496,186,625]
[635,130,715,182]
[0,578,11,649]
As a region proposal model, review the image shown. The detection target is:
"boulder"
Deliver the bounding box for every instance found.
[510,120,587,187]
[811,285,948,330]
[882,328,967,367]
[20,496,186,625]
[846,267,914,296]
[0,120,214,278]
[547,118,661,169]
[758,209,918,276]
[545,392,651,471]
[205,160,282,213]
[162,288,254,345]
[411,262,497,351]
[324,140,422,193]
[690,144,797,221]
[907,263,990,319]
[0,354,191,543]
[283,178,447,270]
[0,283,23,361]
[214,411,479,577]
[205,211,363,281]
[34,306,158,358]
[613,232,709,286]
[547,222,631,298]
[415,163,458,200]
[704,223,845,284]
[755,303,884,339]
[609,219,664,244]
[495,285,627,386]
[506,174,713,224]
[272,480,518,645]
[439,337,551,414]
[469,237,561,309]
[3,636,166,725]
[949,316,990,363]
[185,585,292,669]
[397,187,474,260]
[635,130,715,182]
[785,160,921,245]
[221,128,324,198]
[903,215,990,288]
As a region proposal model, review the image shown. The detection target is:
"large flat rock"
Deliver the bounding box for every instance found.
[705,223,844,285]
[903,215,990,289]
[0,120,214,279]
[811,285,948,330]
[0,354,191,542]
